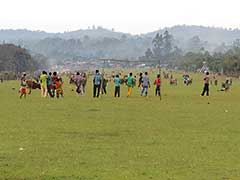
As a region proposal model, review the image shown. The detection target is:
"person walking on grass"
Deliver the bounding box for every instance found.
[114,74,121,97]
[126,72,134,97]
[201,71,210,96]
[93,70,102,98]
[141,72,150,97]
[138,72,143,88]
[40,71,48,98]
[101,75,108,95]
[55,78,64,98]
[75,72,82,95]
[51,72,58,97]
[154,74,161,97]
[47,72,53,97]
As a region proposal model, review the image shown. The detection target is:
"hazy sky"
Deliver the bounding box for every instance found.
[0,0,239,34]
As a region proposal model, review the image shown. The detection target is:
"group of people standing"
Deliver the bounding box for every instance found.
[91,70,162,98]
[19,69,222,99]
[73,72,87,95]
[40,71,63,98]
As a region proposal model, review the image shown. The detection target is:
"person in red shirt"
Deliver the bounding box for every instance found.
[51,72,58,97]
[154,74,161,98]
[201,71,210,96]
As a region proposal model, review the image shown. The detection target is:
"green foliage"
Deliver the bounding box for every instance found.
[180,47,240,75]
[0,44,48,75]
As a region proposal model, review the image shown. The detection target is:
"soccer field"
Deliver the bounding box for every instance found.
[0,71,240,180]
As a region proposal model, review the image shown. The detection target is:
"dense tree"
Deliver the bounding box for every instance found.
[0,44,47,73]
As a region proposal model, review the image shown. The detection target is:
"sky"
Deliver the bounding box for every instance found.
[0,0,240,34]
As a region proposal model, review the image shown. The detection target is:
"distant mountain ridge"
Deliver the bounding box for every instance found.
[1,25,240,60]
[146,25,240,45]
[0,27,131,41]
[1,25,240,43]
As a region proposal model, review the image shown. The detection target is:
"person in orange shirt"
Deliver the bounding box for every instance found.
[55,78,63,98]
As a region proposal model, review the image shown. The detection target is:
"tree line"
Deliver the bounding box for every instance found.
[0,44,48,77]
[141,31,240,76]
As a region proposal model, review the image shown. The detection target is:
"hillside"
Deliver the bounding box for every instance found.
[0,25,240,60]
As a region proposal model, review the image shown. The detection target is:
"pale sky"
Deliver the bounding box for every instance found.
[0,0,239,34]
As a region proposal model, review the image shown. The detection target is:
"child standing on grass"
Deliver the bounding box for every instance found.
[154,74,161,97]
[201,71,210,96]
[114,74,121,97]
[19,77,27,99]
[55,78,63,98]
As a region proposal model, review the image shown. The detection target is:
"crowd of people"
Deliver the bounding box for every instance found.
[18,69,233,99]
[20,71,64,98]
[40,71,64,98]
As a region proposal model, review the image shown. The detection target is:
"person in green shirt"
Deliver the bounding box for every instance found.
[114,74,121,97]
[40,71,48,97]
[126,72,134,97]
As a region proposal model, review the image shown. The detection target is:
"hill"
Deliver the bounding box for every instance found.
[1,25,240,60]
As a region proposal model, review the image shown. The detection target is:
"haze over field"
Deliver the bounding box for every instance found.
[1,0,240,75]
[1,0,240,34]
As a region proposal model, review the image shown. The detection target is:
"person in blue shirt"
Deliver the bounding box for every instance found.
[47,72,53,97]
[93,70,102,98]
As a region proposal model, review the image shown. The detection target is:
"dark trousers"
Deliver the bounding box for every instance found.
[155,86,161,96]
[76,85,81,94]
[114,86,120,97]
[93,84,101,97]
[201,83,209,96]
[102,86,107,94]
[47,85,54,97]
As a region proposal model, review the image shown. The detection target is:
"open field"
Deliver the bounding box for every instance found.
[0,71,240,180]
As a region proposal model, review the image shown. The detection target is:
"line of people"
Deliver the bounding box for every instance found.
[92,70,162,98]
[19,70,219,99]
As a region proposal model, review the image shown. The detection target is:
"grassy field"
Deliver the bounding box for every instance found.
[0,71,240,180]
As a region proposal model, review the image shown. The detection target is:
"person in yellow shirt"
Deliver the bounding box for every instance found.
[40,71,48,97]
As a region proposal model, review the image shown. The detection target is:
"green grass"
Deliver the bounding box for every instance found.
[0,71,240,180]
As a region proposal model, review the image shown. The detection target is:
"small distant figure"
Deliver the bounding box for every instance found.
[141,72,150,97]
[20,73,27,86]
[101,75,108,95]
[114,74,121,97]
[183,74,192,86]
[93,70,102,98]
[0,78,3,83]
[19,76,27,99]
[82,73,87,94]
[219,78,231,92]
[51,72,58,97]
[126,72,134,97]
[55,78,64,98]
[47,72,53,97]
[201,72,210,96]
[154,74,161,99]
[40,71,48,98]
[75,72,82,95]
[138,73,143,88]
